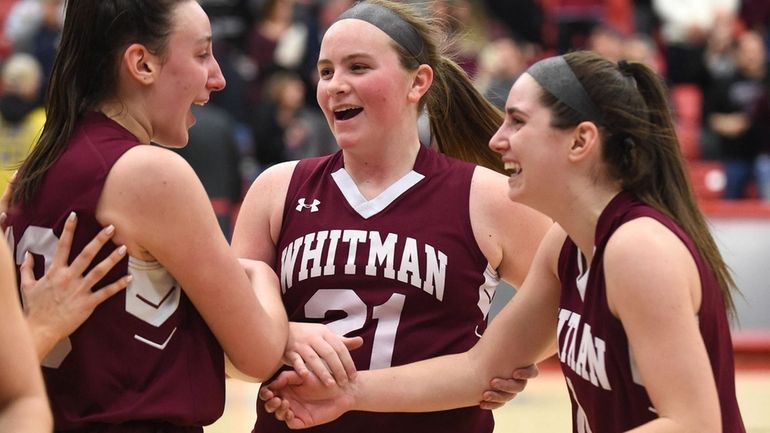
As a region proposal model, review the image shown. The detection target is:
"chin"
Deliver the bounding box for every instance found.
[153,133,190,149]
[507,188,529,205]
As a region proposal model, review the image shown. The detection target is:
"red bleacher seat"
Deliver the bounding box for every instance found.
[688,160,725,201]
[670,84,703,160]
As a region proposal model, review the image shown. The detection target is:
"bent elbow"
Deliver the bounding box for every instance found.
[229,325,288,381]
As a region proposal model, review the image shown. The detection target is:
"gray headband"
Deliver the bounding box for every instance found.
[335,2,425,62]
[526,56,605,125]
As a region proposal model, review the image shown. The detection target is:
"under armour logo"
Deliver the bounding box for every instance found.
[296,198,320,212]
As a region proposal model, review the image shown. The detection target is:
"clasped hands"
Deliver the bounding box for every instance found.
[260,322,539,429]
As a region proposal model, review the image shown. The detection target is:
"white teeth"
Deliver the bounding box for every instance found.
[334,105,360,112]
[194,101,208,106]
[504,162,521,174]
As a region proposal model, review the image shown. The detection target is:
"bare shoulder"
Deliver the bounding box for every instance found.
[107,144,199,194]
[233,161,299,260]
[604,217,691,272]
[240,160,299,217]
[604,217,699,315]
[469,166,552,286]
[469,166,546,221]
[100,144,204,214]
[98,145,213,257]
[469,165,507,199]
[246,161,299,197]
[470,167,516,215]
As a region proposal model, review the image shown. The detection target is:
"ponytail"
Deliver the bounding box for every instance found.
[426,57,505,173]
[621,61,739,317]
[542,51,739,317]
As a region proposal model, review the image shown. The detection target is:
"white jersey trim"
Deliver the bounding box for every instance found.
[331,168,425,219]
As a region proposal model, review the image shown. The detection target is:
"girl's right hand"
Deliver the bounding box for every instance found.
[284,322,364,386]
[22,212,132,360]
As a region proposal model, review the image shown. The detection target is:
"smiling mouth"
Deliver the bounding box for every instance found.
[504,162,522,175]
[334,107,363,120]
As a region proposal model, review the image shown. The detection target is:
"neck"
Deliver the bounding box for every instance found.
[342,140,422,200]
[550,183,622,265]
[98,100,150,144]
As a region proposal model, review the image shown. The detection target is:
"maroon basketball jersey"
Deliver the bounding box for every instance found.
[255,145,498,433]
[5,112,224,432]
[556,191,745,433]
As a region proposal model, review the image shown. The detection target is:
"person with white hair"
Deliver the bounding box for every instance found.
[0,52,45,193]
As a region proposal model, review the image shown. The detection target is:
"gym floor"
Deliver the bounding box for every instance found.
[205,364,770,432]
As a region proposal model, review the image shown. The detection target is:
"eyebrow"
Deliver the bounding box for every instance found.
[193,35,213,46]
[506,106,528,117]
[317,52,374,66]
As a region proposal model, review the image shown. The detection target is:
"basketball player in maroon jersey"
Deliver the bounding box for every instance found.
[231,1,552,432]
[5,0,288,431]
[0,209,129,431]
[261,50,746,433]
[2,178,131,362]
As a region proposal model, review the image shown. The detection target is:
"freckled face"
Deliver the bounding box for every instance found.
[148,0,225,148]
[488,73,572,207]
[316,19,416,149]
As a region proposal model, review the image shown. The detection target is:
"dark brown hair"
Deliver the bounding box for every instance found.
[13,0,189,204]
[542,51,738,316]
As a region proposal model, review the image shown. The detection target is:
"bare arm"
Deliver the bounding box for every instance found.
[469,166,554,406]
[98,146,287,379]
[470,166,552,288]
[231,162,363,384]
[0,170,13,228]
[605,219,721,433]
[0,243,52,432]
[262,224,566,428]
[231,162,296,266]
[235,257,288,375]
[350,224,563,411]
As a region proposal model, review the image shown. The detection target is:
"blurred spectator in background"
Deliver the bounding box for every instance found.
[173,104,243,238]
[0,52,44,193]
[200,0,254,124]
[653,0,738,89]
[703,30,770,200]
[475,36,532,110]
[544,0,606,53]
[427,0,487,78]
[483,0,544,46]
[704,10,740,84]
[587,24,626,61]
[246,0,311,107]
[251,70,333,169]
[740,0,770,50]
[623,32,663,73]
[632,0,657,36]
[3,0,63,101]
[0,0,17,59]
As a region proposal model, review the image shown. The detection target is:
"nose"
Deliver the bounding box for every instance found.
[488,126,508,154]
[325,72,349,96]
[208,58,226,92]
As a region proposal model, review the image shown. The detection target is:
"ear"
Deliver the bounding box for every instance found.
[407,64,433,103]
[122,43,159,85]
[567,121,601,162]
